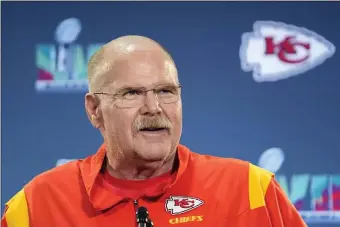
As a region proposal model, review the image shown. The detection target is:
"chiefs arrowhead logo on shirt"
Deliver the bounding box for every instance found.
[165,196,204,215]
[239,21,336,82]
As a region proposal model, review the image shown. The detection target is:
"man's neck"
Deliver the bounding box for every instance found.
[105,152,177,181]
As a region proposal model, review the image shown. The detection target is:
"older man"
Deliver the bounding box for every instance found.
[2,36,307,227]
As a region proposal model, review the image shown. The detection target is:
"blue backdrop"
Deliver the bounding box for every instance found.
[2,2,340,226]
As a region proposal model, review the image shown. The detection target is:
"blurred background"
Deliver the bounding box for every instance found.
[2,1,340,226]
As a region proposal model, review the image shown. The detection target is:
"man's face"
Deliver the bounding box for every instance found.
[98,51,182,162]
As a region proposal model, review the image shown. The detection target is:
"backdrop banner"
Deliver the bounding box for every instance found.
[2,2,340,226]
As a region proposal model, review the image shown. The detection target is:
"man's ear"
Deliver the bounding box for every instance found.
[85,93,102,129]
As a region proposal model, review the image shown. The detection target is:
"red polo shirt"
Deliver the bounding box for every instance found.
[2,144,307,227]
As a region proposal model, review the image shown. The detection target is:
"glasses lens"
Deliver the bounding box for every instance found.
[115,99,140,108]
[158,95,178,104]
[115,95,179,108]
[114,86,181,108]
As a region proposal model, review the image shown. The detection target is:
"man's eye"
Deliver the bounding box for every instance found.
[158,89,172,94]
[123,90,141,97]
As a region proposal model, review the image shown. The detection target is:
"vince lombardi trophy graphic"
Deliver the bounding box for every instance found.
[258,147,285,174]
[55,18,82,80]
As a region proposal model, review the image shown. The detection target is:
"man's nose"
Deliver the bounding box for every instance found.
[139,91,162,115]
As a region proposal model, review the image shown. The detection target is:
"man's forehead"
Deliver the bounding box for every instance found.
[112,70,178,90]
[102,52,178,90]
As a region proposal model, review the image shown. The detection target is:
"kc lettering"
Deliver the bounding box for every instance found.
[174,199,195,208]
[264,36,310,63]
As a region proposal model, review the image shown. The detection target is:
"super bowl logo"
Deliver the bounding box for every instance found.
[259,148,340,224]
[35,18,104,92]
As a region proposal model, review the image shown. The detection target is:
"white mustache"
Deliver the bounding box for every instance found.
[133,116,172,131]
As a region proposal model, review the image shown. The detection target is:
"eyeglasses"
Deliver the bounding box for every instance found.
[93,84,182,108]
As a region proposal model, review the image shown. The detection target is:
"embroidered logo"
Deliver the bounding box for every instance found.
[165,196,204,215]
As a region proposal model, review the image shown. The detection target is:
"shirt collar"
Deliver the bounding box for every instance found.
[80,143,191,211]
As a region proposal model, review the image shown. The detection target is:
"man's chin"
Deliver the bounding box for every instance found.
[133,143,171,162]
